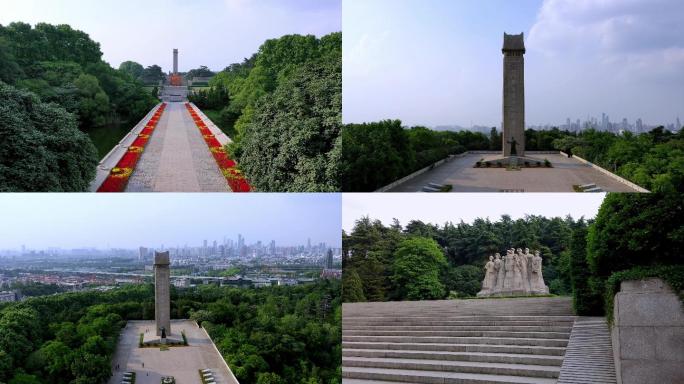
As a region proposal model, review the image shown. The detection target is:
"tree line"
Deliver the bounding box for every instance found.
[0,280,340,384]
[341,121,684,192]
[343,193,683,318]
[189,33,342,192]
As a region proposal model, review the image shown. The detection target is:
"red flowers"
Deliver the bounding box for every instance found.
[185,103,252,192]
[97,103,167,192]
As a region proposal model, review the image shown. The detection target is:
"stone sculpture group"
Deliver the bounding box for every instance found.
[477,248,549,297]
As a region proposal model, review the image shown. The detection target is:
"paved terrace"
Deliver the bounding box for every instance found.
[108,320,239,384]
[125,102,229,192]
[387,153,642,192]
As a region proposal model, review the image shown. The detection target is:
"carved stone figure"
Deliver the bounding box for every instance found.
[494,253,504,291]
[478,247,549,297]
[477,256,498,296]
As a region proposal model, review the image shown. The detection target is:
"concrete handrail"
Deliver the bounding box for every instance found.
[375,153,467,192]
[187,102,233,146]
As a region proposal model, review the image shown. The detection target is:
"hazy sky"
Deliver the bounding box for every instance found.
[343,0,684,127]
[342,193,604,232]
[0,0,341,72]
[0,194,341,250]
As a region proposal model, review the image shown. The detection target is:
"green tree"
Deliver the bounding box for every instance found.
[118,61,144,81]
[0,82,98,191]
[569,221,602,315]
[237,58,341,191]
[587,193,684,278]
[392,237,447,300]
[74,73,110,127]
[8,373,41,384]
[342,268,365,302]
[141,64,164,84]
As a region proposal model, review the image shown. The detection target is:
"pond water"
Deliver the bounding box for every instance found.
[86,122,133,159]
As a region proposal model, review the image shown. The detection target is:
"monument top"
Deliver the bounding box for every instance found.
[154,251,170,265]
[502,32,525,53]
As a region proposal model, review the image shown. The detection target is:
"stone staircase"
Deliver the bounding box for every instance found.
[343,297,576,384]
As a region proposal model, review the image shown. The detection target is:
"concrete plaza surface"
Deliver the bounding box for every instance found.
[108,320,238,384]
[126,102,229,192]
[387,153,641,192]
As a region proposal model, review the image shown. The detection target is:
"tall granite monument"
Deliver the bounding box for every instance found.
[154,251,171,336]
[477,248,549,297]
[502,33,526,157]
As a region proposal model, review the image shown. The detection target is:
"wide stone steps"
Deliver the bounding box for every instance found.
[344,349,564,366]
[343,357,561,378]
[343,335,570,348]
[342,368,557,384]
[343,297,577,384]
[343,325,573,332]
[344,330,571,339]
[343,342,567,356]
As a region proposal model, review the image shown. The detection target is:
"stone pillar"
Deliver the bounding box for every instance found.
[173,49,178,75]
[154,251,171,336]
[502,33,525,157]
[611,278,683,384]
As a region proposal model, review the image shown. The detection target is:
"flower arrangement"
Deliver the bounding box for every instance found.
[184,102,251,192]
[97,103,166,192]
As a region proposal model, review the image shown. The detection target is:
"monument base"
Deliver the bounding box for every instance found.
[477,287,550,297]
[475,156,552,169]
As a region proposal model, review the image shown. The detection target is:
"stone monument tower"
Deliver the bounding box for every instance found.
[154,251,171,336]
[173,48,178,75]
[502,33,526,157]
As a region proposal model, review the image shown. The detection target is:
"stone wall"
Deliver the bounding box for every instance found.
[611,278,683,384]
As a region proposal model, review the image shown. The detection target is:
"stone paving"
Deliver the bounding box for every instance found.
[387,153,641,192]
[126,102,229,192]
[108,320,239,384]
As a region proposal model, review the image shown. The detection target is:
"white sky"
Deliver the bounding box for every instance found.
[342,193,605,232]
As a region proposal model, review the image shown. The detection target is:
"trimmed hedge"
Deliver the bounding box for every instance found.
[604,265,684,326]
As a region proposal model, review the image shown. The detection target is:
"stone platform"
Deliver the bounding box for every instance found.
[386,152,641,192]
[108,320,239,384]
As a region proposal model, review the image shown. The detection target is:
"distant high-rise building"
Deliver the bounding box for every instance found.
[326,249,334,269]
[677,117,681,130]
[307,238,311,250]
[139,246,148,261]
[636,118,643,133]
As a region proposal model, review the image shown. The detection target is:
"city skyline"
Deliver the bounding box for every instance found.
[0,0,341,72]
[343,0,684,127]
[0,194,342,249]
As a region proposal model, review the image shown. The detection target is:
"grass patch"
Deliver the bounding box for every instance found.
[439,184,453,192]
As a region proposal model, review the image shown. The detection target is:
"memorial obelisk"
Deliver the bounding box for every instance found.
[154,251,171,336]
[502,32,526,157]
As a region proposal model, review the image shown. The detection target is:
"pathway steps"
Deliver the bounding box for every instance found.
[557,317,617,384]
[343,298,579,384]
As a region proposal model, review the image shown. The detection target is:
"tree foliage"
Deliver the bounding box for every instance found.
[0,281,340,384]
[392,237,447,300]
[0,82,98,191]
[204,32,342,191]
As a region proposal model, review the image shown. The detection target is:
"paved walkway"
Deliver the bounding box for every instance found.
[388,153,640,192]
[126,102,229,192]
[558,317,617,384]
[108,320,239,384]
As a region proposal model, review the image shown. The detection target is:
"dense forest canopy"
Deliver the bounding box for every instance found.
[341,120,684,192]
[189,32,342,191]
[0,280,340,384]
[343,193,684,318]
[0,22,157,128]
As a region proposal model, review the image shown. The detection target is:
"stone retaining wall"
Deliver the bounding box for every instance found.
[611,278,683,384]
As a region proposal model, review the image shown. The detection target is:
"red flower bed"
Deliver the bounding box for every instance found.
[97,103,166,192]
[184,102,251,192]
